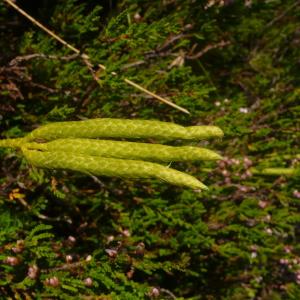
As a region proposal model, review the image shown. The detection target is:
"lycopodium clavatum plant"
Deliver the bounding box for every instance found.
[0,118,224,190]
[26,118,224,141]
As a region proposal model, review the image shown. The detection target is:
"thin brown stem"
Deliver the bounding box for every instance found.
[186,40,230,60]
[9,53,79,66]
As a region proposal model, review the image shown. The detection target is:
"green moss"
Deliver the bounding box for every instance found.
[0,0,300,298]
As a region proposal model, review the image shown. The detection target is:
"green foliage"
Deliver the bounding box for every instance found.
[0,0,300,299]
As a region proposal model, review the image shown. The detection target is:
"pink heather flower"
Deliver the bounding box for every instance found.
[122,229,131,237]
[293,190,300,199]
[149,287,160,297]
[105,249,118,258]
[84,277,93,287]
[85,255,92,262]
[28,265,39,279]
[4,256,19,266]
[265,228,272,235]
[107,235,115,243]
[279,258,289,265]
[258,200,268,209]
[284,246,293,253]
[243,157,253,168]
[221,169,229,177]
[45,276,60,287]
[239,107,249,114]
[65,255,73,263]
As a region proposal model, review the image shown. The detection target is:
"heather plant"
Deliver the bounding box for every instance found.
[0,0,300,299]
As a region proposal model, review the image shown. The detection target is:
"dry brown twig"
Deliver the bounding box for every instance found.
[186,40,230,60]
[4,0,190,114]
[123,38,229,71]
[264,0,300,30]
[9,53,79,66]
[0,63,57,99]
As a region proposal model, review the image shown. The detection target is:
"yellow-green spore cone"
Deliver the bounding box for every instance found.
[186,126,224,139]
[251,167,300,176]
[27,118,223,141]
[22,149,207,190]
[24,139,222,162]
[0,138,27,148]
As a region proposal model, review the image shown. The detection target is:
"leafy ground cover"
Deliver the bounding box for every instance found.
[0,0,299,299]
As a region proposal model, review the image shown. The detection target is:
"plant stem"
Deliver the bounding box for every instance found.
[0,138,27,148]
[250,167,299,176]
